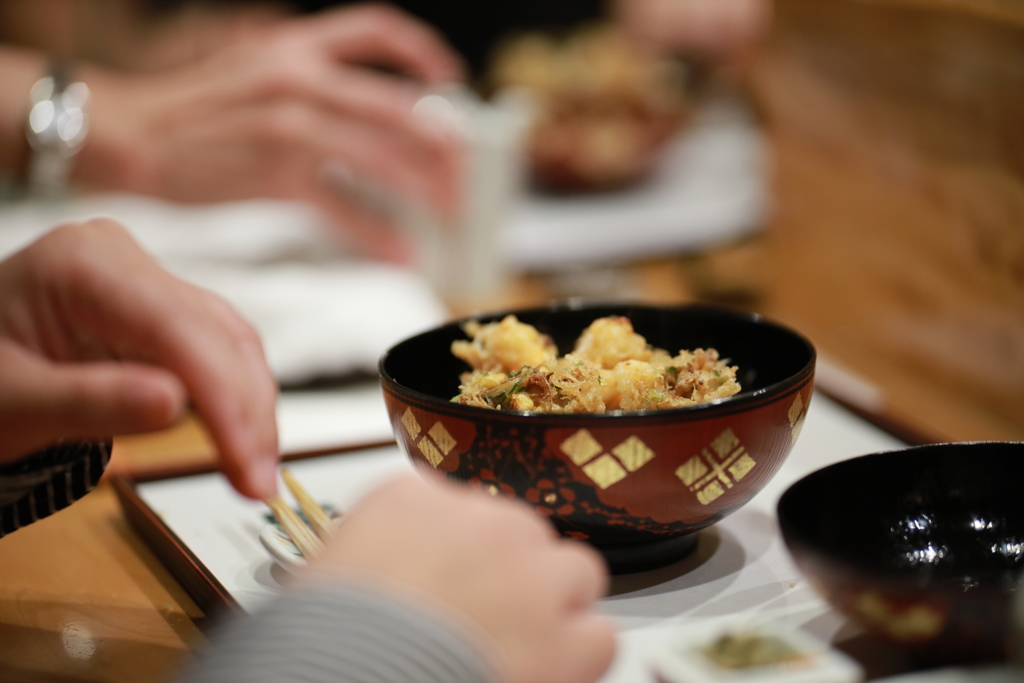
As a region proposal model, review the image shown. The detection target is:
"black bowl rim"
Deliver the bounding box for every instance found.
[378,301,816,423]
[777,441,1024,591]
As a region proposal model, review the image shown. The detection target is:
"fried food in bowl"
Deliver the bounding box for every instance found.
[452,315,740,413]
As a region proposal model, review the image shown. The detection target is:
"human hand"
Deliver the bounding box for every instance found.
[0,219,279,499]
[614,0,771,61]
[76,3,465,262]
[298,474,616,683]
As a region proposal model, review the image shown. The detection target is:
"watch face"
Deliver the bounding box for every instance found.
[27,75,90,152]
[25,72,90,195]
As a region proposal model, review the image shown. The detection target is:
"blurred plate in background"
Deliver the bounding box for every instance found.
[505,91,768,271]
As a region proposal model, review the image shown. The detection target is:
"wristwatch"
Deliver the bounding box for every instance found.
[24,63,90,198]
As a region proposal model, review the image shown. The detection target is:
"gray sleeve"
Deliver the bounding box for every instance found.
[179,585,497,683]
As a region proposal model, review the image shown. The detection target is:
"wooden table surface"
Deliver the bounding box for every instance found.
[2,0,1022,679]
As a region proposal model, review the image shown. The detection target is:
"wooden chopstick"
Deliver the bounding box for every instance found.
[265,495,324,560]
[281,468,336,541]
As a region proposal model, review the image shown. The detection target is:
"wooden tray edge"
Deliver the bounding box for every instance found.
[111,439,400,621]
[127,439,398,483]
[111,473,243,620]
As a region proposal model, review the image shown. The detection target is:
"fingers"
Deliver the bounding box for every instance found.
[309,185,414,263]
[225,99,455,260]
[290,66,463,215]
[555,615,619,683]
[550,539,610,613]
[79,8,464,242]
[614,0,770,57]
[305,474,617,683]
[152,297,281,499]
[4,221,281,499]
[179,67,462,239]
[304,4,465,83]
[251,95,460,217]
[0,341,187,464]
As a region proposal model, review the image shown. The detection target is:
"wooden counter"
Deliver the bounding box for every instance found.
[0,446,203,683]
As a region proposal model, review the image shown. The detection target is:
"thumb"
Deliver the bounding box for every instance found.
[0,344,187,463]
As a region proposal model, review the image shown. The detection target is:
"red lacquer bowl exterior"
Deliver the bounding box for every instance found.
[380,304,815,558]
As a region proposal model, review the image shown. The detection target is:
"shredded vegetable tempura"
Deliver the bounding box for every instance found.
[451,315,741,413]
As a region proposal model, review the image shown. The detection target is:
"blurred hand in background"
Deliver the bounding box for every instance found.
[0,219,280,500]
[0,3,465,262]
[76,4,464,261]
[614,0,771,64]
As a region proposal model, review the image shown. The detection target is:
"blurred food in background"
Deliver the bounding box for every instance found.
[490,24,690,192]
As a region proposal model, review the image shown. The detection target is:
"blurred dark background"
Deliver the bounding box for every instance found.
[144,0,607,76]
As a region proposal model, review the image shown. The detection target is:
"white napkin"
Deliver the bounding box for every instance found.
[0,194,450,385]
[168,259,448,385]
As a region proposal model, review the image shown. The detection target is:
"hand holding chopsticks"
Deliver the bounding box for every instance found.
[264,468,335,560]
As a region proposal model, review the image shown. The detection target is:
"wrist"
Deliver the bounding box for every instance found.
[70,64,157,195]
[0,47,46,180]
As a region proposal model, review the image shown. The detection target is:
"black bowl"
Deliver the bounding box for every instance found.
[778,442,1024,664]
[380,302,815,573]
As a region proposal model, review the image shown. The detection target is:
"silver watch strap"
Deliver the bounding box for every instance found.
[25,63,91,198]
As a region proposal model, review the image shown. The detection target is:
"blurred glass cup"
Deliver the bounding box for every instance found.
[404,85,533,307]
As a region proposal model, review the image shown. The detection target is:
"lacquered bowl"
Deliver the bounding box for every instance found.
[379,303,815,573]
[778,442,1024,663]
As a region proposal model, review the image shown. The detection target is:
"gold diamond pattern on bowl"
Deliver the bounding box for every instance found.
[560,429,603,466]
[696,480,726,505]
[418,438,444,468]
[711,428,740,458]
[676,428,757,506]
[854,592,945,639]
[428,421,457,455]
[401,408,422,439]
[612,436,655,472]
[788,394,806,444]
[582,454,628,489]
[675,456,709,486]
[788,394,804,425]
[728,451,756,481]
[566,432,659,489]
[791,416,805,445]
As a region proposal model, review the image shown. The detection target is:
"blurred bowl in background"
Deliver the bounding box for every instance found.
[379,303,815,573]
[490,24,690,192]
[778,442,1024,664]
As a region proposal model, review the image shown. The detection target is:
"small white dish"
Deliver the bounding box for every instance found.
[258,509,343,571]
[654,619,864,683]
[258,521,306,570]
